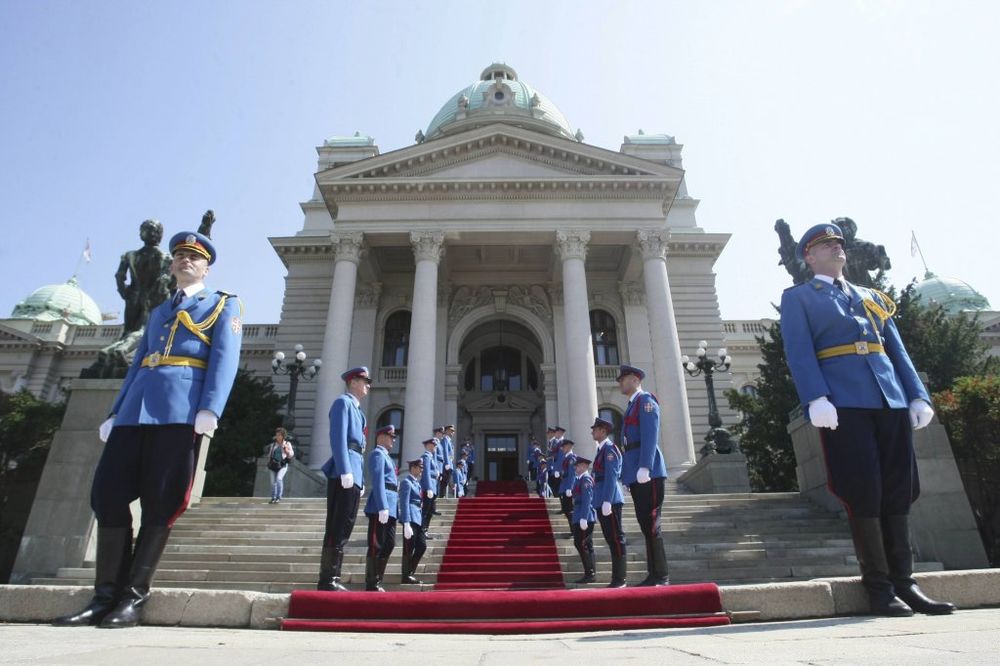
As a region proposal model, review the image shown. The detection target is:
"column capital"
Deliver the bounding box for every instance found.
[636,228,671,261]
[618,281,646,306]
[555,229,590,261]
[410,231,446,264]
[331,232,364,264]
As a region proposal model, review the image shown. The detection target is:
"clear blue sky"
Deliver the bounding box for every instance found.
[2,1,997,328]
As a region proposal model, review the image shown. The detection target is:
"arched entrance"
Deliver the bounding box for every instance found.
[457,318,546,481]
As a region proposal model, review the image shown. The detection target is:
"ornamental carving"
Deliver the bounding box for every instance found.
[507,285,551,322]
[355,282,382,308]
[410,231,445,264]
[618,281,646,306]
[447,284,552,325]
[331,232,364,264]
[449,286,493,326]
[637,229,670,261]
[555,230,590,261]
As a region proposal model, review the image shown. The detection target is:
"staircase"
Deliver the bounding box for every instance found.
[36,486,943,592]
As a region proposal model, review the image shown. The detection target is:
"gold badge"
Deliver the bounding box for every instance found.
[147,351,162,367]
[231,317,242,335]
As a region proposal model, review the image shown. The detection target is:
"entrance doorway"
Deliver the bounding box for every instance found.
[484,434,519,481]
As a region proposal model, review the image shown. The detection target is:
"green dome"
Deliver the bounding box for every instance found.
[911,272,991,315]
[424,63,576,141]
[11,277,103,326]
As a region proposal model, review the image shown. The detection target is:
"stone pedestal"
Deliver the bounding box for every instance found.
[789,411,989,570]
[10,379,118,583]
[676,452,751,494]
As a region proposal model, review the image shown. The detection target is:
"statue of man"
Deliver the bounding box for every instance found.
[836,217,892,288]
[116,220,172,335]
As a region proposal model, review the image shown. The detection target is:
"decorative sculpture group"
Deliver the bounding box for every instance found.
[776,216,890,288]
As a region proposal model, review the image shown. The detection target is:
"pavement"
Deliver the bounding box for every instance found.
[2,608,999,665]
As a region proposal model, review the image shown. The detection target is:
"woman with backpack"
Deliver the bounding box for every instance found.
[266,427,294,503]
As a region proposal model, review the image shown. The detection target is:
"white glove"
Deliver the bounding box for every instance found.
[426,489,435,499]
[340,473,354,489]
[602,501,612,516]
[446,464,452,470]
[808,397,839,430]
[553,471,560,478]
[98,416,115,443]
[637,467,651,484]
[194,409,218,435]
[578,518,588,530]
[378,509,389,524]
[909,399,934,430]
[404,523,414,539]
[565,489,572,497]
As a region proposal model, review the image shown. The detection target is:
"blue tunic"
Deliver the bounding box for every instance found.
[111,289,243,424]
[592,438,624,507]
[572,473,597,523]
[398,474,421,524]
[620,391,668,485]
[558,451,577,495]
[363,445,398,518]
[420,450,438,493]
[321,393,366,486]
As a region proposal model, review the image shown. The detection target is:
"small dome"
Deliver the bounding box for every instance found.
[911,272,991,315]
[11,277,103,325]
[424,63,575,141]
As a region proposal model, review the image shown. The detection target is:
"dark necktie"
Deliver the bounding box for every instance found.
[834,279,847,294]
[172,290,184,307]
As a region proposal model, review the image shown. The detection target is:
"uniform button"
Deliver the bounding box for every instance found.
[160,336,165,341]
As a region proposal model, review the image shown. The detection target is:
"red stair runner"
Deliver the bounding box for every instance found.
[282,586,731,634]
[434,480,564,591]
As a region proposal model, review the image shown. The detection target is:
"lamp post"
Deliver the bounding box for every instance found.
[272,344,322,435]
[682,340,736,458]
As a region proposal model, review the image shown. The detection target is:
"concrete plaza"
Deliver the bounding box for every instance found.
[2,607,999,665]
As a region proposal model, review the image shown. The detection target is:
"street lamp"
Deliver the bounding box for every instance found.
[272,344,322,435]
[682,340,736,457]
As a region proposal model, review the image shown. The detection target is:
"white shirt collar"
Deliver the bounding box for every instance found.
[179,282,205,298]
[813,274,844,286]
[627,388,642,403]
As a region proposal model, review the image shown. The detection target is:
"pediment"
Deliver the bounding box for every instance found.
[0,322,39,344]
[316,124,682,183]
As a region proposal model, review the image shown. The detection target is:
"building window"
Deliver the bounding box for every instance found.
[382,311,411,367]
[376,407,404,464]
[480,346,522,392]
[590,310,619,366]
[598,407,623,446]
[740,384,759,399]
[526,357,539,391]
[464,361,476,391]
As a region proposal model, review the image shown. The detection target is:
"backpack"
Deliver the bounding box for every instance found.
[267,444,283,472]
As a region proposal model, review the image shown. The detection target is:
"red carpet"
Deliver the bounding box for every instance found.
[434,479,564,590]
[282,585,731,634]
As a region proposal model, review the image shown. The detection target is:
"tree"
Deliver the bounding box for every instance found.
[933,375,1000,565]
[0,391,66,583]
[725,316,800,492]
[203,369,285,497]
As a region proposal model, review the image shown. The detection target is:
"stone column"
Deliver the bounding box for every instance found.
[637,229,696,471]
[555,230,599,459]
[309,232,363,468]
[402,231,445,462]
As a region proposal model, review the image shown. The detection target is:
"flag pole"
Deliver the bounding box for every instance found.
[911,231,931,278]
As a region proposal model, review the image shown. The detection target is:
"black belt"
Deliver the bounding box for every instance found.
[624,442,641,452]
[348,442,363,454]
[385,483,398,492]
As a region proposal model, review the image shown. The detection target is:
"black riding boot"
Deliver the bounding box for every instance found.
[882,515,956,615]
[849,517,913,617]
[99,526,170,628]
[377,558,390,590]
[607,553,627,588]
[638,536,669,586]
[401,552,422,585]
[573,552,596,584]
[365,556,385,592]
[317,546,349,591]
[53,527,132,626]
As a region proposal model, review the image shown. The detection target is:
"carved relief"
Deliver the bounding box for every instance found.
[507,285,551,322]
[618,281,646,306]
[448,284,552,325]
[449,286,493,326]
[355,281,382,308]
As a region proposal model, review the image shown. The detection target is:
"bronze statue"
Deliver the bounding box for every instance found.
[775,217,891,288]
[115,220,173,335]
[197,209,215,238]
[835,217,891,288]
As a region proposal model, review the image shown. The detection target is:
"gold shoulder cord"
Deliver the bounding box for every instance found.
[163,296,229,358]
[862,289,897,338]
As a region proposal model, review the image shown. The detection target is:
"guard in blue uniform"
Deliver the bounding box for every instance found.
[536,460,550,497]
[56,231,243,629]
[419,438,439,531]
[591,416,627,587]
[434,426,453,498]
[618,364,670,586]
[454,458,468,498]
[398,457,425,585]
[363,425,399,592]
[526,439,543,481]
[547,426,566,497]
[571,455,597,584]
[317,366,370,592]
[460,439,475,487]
[781,222,954,617]
[557,439,577,535]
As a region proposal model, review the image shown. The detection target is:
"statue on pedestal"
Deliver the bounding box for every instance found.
[776,217,891,288]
